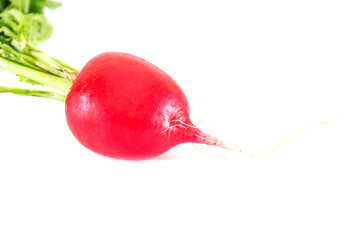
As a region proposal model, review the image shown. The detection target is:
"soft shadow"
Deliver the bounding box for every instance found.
[154,148,185,161]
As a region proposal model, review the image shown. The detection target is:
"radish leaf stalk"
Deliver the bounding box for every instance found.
[0,0,77,100]
[0,86,66,101]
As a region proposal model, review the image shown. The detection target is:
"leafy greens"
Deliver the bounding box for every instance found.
[0,0,78,100]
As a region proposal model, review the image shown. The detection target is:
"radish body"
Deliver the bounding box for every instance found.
[65,52,227,160]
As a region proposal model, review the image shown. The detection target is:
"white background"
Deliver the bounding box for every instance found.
[1,0,362,239]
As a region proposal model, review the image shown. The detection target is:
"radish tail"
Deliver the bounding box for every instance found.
[188,112,346,158]
[188,127,259,157]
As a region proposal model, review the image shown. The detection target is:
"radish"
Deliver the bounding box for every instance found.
[0,1,242,160]
[65,52,241,160]
[1,52,242,160]
[1,0,339,160]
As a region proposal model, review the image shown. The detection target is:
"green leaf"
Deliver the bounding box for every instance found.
[44,1,61,10]
[9,0,30,13]
[0,0,11,12]
[0,8,25,31]
[29,0,62,13]
[1,0,62,14]
[19,13,52,44]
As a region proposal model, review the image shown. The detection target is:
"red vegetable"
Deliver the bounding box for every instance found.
[0,3,243,160]
[66,52,238,160]
[0,3,343,160]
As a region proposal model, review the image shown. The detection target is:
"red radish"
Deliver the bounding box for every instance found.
[0,50,343,160]
[0,0,245,160]
[65,52,240,160]
[1,2,341,160]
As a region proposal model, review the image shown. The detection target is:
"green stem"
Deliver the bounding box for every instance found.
[0,57,72,94]
[0,86,66,102]
[28,43,80,74]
